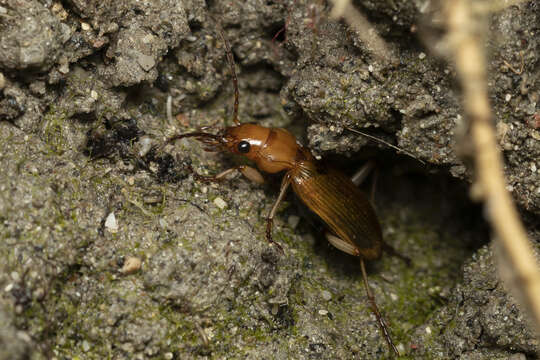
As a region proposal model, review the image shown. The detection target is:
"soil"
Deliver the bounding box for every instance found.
[0,0,539,359]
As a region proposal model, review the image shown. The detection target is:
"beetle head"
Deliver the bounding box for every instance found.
[221,124,270,162]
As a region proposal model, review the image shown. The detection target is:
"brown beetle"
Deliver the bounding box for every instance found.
[166,30,406,356]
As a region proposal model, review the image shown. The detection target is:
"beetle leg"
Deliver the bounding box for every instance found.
[188,165,264,184]
[351,162,410,266]
[238,166,265,184]
[325,233,358,256]
[382,241,412,267]
[351,160,376,186]
[265,174,291,253]
[360,259,400,357]
[351,160,379,203]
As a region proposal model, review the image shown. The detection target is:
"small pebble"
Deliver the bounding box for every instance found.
[142,34,154,44]
[418,52,426,59]
[81,22,91,31]
[213,197,227,209]
[287,215,300,229]
[120,257,142,274]
[138,136,153,157]
[58,62,70,74]
[159,218,168,228]
[104,212,118,233]
[16,331,31,343]
[505,93,512,102]
[318,309,328,316]
[143,192,163,204]
[33,287,45,301]
[321,290,332,301]
[82,339,91,352]
[0,72,5,90]
[137,53,155,71]
[51,3,63,13]
[425,326,432,335]
[106,23,119,33]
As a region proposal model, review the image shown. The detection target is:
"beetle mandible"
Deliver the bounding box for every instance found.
[165,28,408,357]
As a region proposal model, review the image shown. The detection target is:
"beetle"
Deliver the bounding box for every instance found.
[165,29,407,357]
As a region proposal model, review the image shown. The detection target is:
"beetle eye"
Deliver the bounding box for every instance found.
[237,141,250,154]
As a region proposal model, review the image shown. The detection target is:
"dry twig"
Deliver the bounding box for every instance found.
[445,0,540,333]
[472,0,530,14]
[328,0,397,65]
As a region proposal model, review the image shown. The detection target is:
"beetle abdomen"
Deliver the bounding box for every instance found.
[290,161,383,260]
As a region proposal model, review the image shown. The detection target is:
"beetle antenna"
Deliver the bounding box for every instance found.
[164,132,223,150]
[166,132,220,142]
[216,25,240,126]
[345,126,425,165]
[360,259,400,356]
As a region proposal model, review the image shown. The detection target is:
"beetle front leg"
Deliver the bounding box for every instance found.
[187,164,264,184]
[265,174,291,253]
[238,166,265,184]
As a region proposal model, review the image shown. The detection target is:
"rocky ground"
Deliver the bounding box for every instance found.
[0,0,539,359]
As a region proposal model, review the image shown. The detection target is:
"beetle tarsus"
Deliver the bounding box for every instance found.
[265,218,284,253]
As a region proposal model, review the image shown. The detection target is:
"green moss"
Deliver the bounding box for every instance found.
[42,106,69,155]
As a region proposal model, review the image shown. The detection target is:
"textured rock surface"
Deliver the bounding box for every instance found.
[0,0,538,359]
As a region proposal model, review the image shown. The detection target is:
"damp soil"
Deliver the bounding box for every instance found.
[0,0,539,359]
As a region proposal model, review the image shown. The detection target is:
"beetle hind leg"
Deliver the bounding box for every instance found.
[360,259,400,357]
[382,241,412,267]
[325,233,358,256]
[351,160,379,204]
[351,160,376,186]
